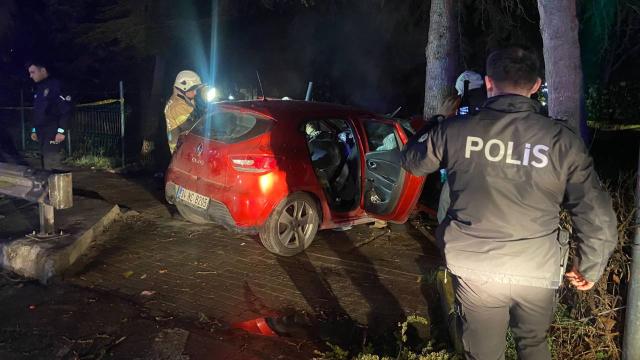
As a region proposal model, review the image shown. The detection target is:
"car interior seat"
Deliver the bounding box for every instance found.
[308,133,349,200]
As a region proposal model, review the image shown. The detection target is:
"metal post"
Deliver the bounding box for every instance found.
[623,145,640,359]
[67,130,71,155]
[305,81,313,101]
[119,81,125,169]
[20,89,25,150]
[38,202,55,236]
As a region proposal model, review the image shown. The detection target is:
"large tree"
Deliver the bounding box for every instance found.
[79,0,214,168]
[537,0,585,137]
[423,0,459,118]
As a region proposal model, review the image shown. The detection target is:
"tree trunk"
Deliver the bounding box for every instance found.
[139,53,170,170]
[538,0,586,139]
[424,0,459,119]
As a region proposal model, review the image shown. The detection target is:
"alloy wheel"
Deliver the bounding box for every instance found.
[277,200,314,249]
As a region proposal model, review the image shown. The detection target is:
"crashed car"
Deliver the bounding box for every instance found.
[165,100,425,256]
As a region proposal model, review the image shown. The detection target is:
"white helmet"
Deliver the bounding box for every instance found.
[455,70,484,96]
[174,70,202,92]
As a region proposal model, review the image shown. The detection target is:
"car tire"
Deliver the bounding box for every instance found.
[259,193,320,256]
[176,203,210,224]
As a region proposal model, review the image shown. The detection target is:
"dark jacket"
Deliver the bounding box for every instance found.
[401,95,617,289]
[32,77,73,132]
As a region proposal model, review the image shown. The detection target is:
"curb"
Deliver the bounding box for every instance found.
[1,204,121,283]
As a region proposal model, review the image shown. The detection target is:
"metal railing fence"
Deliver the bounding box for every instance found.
[0,81,126,168]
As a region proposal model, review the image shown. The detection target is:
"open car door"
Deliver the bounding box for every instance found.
[358,117,425,223]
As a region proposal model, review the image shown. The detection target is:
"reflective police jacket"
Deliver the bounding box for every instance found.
[401,95,617,289]
[33,77,73,133]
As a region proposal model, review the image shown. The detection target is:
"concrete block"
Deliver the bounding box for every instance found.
[1,196,121,283]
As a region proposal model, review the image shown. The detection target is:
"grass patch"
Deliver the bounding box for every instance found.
[63,154,118,170]
[313,315,461,360]
[547,174,635,360]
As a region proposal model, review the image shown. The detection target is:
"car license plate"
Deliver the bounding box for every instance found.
[177,187,210,210]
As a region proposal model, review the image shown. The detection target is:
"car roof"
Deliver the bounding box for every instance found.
[217,100,377,123]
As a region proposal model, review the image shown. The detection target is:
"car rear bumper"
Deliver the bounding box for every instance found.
[165,181,260,235]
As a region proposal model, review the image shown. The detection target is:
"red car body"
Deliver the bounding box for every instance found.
[165,100,425,255]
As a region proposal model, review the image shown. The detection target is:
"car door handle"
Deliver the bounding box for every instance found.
[367,160,377,169]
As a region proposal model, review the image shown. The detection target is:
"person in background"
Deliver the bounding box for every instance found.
[402,47,617,360]
[164,70,203,153]
[437,71,486,223]
[27,60,73,170]
[455,70,486,116]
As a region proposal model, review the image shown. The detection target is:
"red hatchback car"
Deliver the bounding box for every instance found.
[165,100,426,256]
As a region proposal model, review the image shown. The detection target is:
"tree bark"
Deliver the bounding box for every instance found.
[424,0,459,119]
[139,53,170,170]
[538,0,586,138]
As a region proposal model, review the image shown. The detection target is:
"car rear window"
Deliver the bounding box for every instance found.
[190,108,271,143]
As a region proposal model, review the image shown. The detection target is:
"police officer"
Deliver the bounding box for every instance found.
[164,70,203,153]
[401,47,617,360]
[27,61,73,170]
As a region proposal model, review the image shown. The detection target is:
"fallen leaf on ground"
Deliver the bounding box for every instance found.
[140,274,147,279]
[140,290,156,296]
[122,271,134,278]
[158,269,168,274]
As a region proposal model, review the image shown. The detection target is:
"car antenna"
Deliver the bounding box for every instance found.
[256,70,266,101]
[389,106,402,118]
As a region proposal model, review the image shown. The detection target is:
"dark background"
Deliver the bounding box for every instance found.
[0,0,546,114]
[0,0,637,155]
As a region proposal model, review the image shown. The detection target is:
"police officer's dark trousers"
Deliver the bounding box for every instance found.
[38,127,64,170]
[453,276,555,360]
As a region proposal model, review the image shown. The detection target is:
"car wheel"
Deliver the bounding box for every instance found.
[176,203,209,224]
[259,193,320,256]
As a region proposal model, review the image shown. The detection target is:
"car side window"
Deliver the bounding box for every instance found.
[363,121,399,152]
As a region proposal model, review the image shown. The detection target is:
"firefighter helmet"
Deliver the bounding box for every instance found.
[455,70,484,96]
[174,70,202,92]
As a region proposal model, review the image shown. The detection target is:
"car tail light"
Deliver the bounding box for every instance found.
[229,155,278,173]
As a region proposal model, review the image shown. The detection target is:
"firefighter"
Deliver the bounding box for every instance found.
[454,70,486,115]
[164,70,203,153]
[437,71,486,223]
[27,61,73,170]
[401,47,617,360]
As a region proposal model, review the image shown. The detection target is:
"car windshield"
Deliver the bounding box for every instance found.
[190,107,271,144]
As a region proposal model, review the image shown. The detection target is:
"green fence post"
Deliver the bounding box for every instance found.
[20,89,25,150]
[119,81,125,169]
[67,130,71,156]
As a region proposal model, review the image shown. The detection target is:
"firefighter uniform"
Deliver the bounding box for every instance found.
[401,94,617,359]
[32,77,73,170]
[164,90,196,153]
[165,70,202,154]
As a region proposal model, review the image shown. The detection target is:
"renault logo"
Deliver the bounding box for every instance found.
[195,143,204,156]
